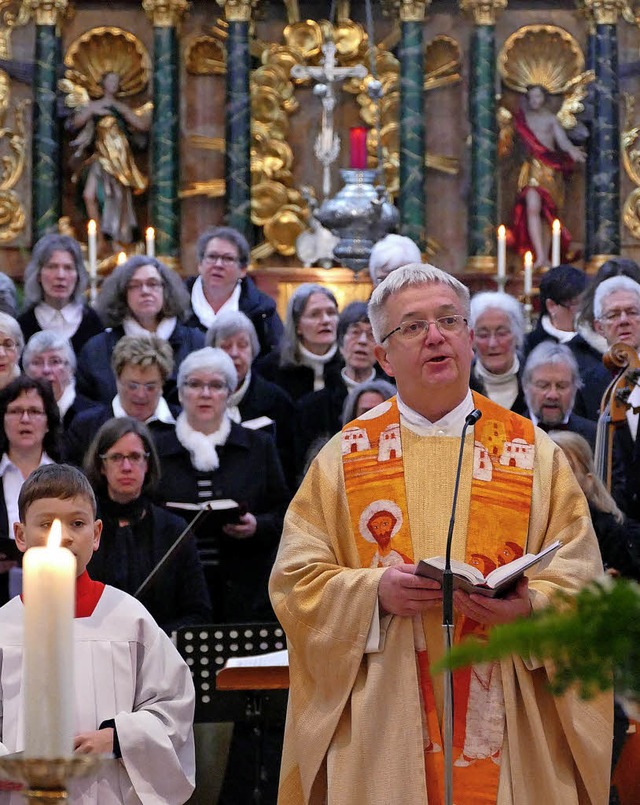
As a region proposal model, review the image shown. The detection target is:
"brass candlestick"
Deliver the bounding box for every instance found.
[0,753,111,802]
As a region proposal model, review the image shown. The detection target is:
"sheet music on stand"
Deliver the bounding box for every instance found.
[175,622,288,723]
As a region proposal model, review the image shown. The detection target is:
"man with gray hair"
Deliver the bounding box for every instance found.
[590,275,640,520]
[270,263,611,805]
[522,341,596,449]
[368,233,422,287]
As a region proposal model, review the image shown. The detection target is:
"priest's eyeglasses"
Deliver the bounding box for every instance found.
[381,316,468,342]
[100,451,150,466]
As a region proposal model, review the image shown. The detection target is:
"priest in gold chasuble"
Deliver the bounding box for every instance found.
[270,265,613,805]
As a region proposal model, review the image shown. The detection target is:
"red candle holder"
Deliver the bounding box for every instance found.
[349,126,368,170]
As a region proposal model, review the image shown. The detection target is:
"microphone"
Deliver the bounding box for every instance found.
[442,408,482,628]
[441,407,481,805]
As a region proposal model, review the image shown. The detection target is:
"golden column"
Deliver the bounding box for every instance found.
[582,0,624,267]
[28,0,68,240]
[143,0,190,258]
[397,0,430,249]
[460,0,507,274]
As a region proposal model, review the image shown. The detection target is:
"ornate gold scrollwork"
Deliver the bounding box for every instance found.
[0,1,30,59]
[621,93,640,239]
[216,0,256,22]
[459,0,507,26]
[0,69,28,242]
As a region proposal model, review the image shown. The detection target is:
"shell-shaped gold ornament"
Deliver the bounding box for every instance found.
[185,35,226,75]
[283,20,323,61]
[499,25,585,95]
[63,27,150,99]
[425,35,461,82]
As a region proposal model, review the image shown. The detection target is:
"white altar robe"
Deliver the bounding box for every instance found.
[0,585,196,804]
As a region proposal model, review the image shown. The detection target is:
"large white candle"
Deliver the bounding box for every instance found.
[551,219,561,267]
[497,225,506,280]
[145,227,155,258]
[22,519,76,758]
[87,220,97,280]
[524,251,533,296]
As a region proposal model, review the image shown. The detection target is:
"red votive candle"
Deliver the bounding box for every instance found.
[349,126,368,169]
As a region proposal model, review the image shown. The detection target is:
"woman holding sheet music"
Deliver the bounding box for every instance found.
[155,347,290,623]
[83,416,211,633]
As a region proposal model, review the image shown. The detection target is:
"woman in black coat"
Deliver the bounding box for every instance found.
[76,255,203,405]
[83,416,211,634]
[156,347,290,623]
[18,233,103,355]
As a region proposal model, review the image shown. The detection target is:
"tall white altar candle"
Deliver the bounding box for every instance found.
[551,219,561,267]
[87,220,97,280]
[524,251,533,296]
[497,225,506,280]
[22,519,76,758]
[117,251,127,266]
[145,226,155,258]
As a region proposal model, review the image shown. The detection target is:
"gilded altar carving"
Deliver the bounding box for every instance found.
[215,0,255,22]
[621,94,640,239]
[0,69,29,242]
[459,0,507,25]
[142,0,190,28]
[26,0,67,26]
[582,0,626,24]
[0,1,30,58]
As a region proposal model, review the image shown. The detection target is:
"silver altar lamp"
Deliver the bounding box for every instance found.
[315,168,399,274]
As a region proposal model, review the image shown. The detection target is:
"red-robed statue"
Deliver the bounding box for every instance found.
[510,85,585,269]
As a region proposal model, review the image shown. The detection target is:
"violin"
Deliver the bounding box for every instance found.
[594,342,640,490]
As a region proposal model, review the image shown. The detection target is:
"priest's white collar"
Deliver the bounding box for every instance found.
[397,390,475,437]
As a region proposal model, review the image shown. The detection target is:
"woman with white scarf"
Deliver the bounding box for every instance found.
[76,255,203,404]
[254,283,343,401]
[157,347,290,623]
[469,291,528,414]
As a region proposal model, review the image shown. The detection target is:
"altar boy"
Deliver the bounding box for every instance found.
[0,464,196,804]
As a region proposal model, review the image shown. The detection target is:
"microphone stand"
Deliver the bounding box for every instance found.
[442,408,482,805]
[134,506,211,600]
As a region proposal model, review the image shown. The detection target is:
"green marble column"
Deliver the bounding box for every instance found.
[468,24,497,267]
[224,19,251,241]
[32,23,61,240]
[590,22,620,256]
[150,25,180,258]
[398,20,426,249]
[585,27,596,260]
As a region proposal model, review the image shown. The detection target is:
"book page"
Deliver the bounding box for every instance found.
[484,540,562,587]
[223,649,289,669]
[420,556,485,584]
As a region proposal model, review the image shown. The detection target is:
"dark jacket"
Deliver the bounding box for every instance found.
[612,422,640,522]
[525,409,598,452]
[156,423,290,623]
[294,381,348,478]
[75,322,205,405]
[185,275,283,360]
[89,495,212,634]
[590,505,640,582]
[469,358,528,416]
[255,348,344,402]
[238,371,297,490]
[18,304,104,356]
[62,403,180,467]
[62,391,99,431]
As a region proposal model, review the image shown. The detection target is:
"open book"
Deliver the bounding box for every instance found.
[216,649,289,691]
[165,498,243,526]
[415,539,562,598]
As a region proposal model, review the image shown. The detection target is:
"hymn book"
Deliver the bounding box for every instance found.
[415,539,562,598]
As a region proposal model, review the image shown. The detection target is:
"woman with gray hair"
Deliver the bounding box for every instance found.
[22,330,96,429]
[0,312,23,392]
[18,233,103,354]
[469,291,527,414]
[76,254,203,404]
[256,282,342,401]
[341,379,397,425]
[206,310,296,488]
[156,347,290,623]
[368,234,421,287]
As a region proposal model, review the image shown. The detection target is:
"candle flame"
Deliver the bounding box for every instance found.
[47,519,62,548]
[552,219,561,233]
[497,225,506,238]
[146,227,155,238]
[87,219,97,235]
[117,251,127,265]
[524,251,533,266]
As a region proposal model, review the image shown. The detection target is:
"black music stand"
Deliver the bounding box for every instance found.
[176,622,288,804]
